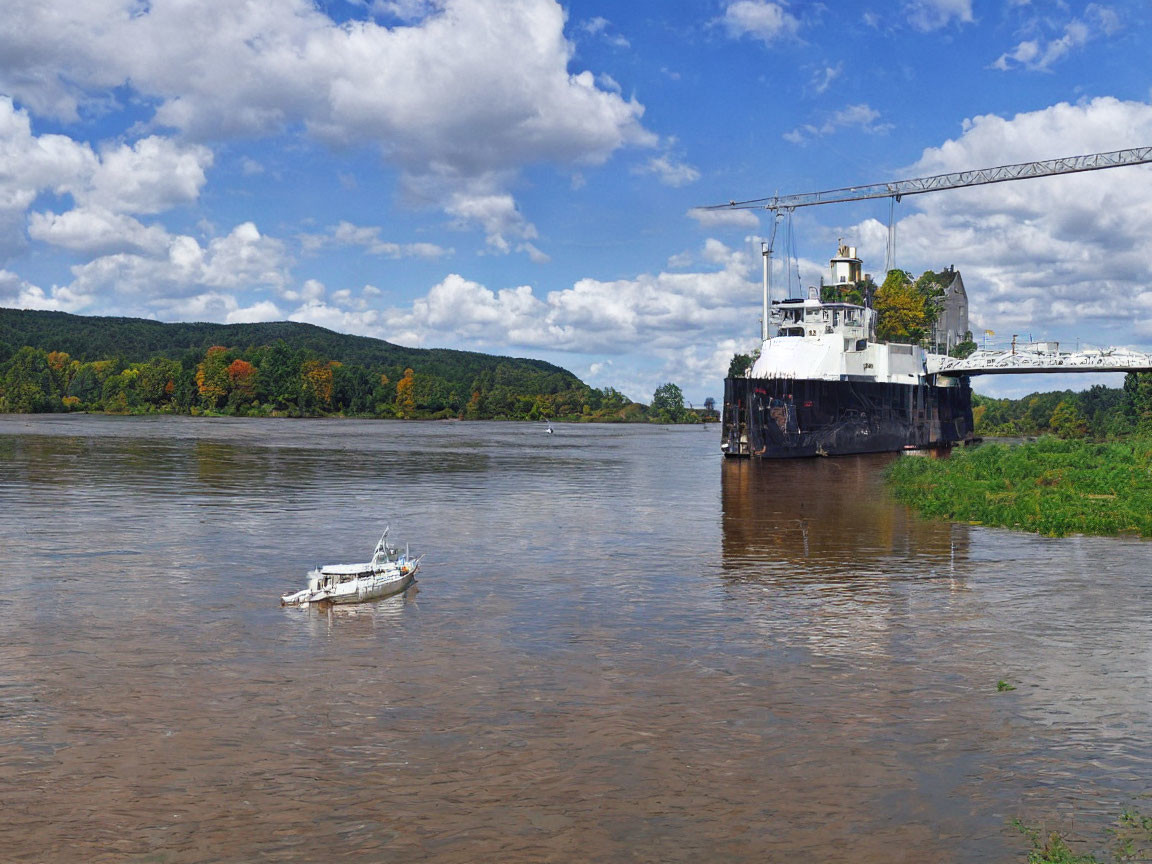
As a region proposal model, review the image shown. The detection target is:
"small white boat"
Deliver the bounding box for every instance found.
[281,528,422,606]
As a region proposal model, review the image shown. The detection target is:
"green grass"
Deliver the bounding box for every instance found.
[1013,810,1152,863]
[886,437,1152,537]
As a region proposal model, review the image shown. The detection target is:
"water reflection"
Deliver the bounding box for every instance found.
[720,453,970,580]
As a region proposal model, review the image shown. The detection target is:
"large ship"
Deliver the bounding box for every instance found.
[721,244,974,458]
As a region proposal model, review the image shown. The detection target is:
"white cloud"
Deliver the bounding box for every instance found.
[380,239,759,354]
[27,207,171,256]
[440,179,540,254]
[903,0,973,32]
[810,63,842,95]
[847,98,1152,347]
[288,299,382,335]
[579,16,629,48]
[783,103,891,144]
[689,207,762,230]
[721,1,801,44]
[0,0,653,255]
[66,222,290,307]
[0,98,212,258]
[299,221,451,258]
[991,6,1119,71]
[0,269,81,311]
[635,154,701,188]
[227,300,283,323]
[83,136,212,215]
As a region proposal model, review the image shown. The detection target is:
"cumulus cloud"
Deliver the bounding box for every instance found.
[903,0,973,32]
[288,299,382,334]
[66,222,289,308]
[0,98,212,259]
[783,103,892,144]
[846,98,1152,346]
[0,0,654,254]
[721,1,801,44]
[27,208,172,256]
[380,239,759,355]
[0,269,75,311]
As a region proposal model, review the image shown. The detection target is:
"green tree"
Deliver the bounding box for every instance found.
[728,352,756,377]
[0,347,54,412]
[1049,400,1089,439]
[1124,371,1152,434]
[651,382,688,423]
[874,270,930,343]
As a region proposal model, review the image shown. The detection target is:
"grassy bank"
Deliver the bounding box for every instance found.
[886,437,1152,537]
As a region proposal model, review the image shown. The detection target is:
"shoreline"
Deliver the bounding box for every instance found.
[885,435,1152,538]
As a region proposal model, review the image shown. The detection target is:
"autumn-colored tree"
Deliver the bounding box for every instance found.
[227,359,258,404]
[300,359,335,410]
[196,346,231,410]
[45,351,72,394]
[874,270,930,343]
[396,367,416,418]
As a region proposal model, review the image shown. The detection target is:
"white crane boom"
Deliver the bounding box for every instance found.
[706,146,1152,211]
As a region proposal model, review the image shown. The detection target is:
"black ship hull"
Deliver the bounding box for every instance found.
[721,376,973,458]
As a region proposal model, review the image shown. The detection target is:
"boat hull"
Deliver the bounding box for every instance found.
[721,375,973,458]
[281,567,417,606]
[328,571,415,604]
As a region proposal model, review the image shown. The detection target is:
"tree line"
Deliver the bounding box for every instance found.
[974,375,1152,439]
[0,337,709,425]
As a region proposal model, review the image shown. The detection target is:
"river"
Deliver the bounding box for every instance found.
[1,415,1150,862]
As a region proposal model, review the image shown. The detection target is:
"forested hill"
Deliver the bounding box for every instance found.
[0,307,574,384]
[0,306,651,420]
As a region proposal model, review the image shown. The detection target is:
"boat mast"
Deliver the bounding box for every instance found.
[761,240,769,341]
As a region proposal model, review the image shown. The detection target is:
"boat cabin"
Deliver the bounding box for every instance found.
[771,292,871,348]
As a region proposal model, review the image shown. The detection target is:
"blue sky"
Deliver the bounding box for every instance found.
[2,0,1152,403]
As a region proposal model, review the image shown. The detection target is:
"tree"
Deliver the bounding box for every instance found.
[728,352,755,377]
[874,270,930,344]
[1049,400,1089,439]
[226,359,259,407]
[299,359,336,413]
[651,382,688,423]
[195,346,231,410]
[396,367,416,418]
[0,347,53,412]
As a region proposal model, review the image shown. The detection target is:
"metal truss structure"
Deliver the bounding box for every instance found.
[705,147,1152,212]
[928,347,1152,377]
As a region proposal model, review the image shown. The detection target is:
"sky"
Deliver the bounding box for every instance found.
[2,0,1152,403]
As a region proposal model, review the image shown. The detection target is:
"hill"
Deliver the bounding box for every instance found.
[0,307,576,387]
[0,307,642,420]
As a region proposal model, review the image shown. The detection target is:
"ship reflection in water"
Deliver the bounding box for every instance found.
[721,451,970,581]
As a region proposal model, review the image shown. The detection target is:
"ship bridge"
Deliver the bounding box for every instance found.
[928,344,1152,376]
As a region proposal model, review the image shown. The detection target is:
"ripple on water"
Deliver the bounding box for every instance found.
[1,415,1151,863]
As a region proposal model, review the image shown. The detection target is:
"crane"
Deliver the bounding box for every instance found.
[704,146,1152,211]
[701,146,1152,340]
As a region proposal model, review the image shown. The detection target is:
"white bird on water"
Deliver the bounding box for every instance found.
[543,417,554,434]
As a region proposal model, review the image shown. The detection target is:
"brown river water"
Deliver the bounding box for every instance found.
[1,415,1150,863]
